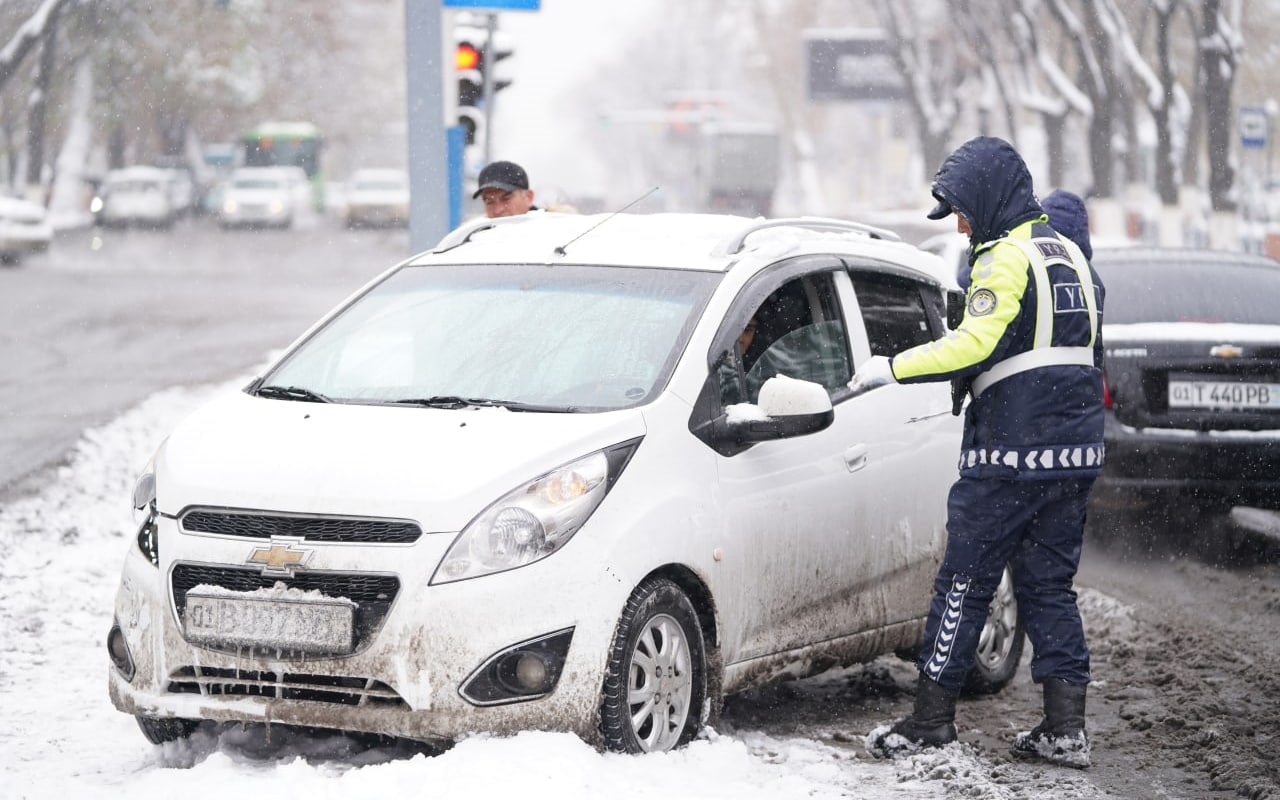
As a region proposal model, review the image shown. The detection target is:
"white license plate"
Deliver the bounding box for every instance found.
[1168,379,1280,410]
[184,591,355,655]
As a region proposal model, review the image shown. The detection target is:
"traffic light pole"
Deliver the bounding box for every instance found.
[405,0,449,252]
[481,11,498,165]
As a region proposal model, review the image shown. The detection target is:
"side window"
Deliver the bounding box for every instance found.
[719,272,852,404]
[849,272,935,356]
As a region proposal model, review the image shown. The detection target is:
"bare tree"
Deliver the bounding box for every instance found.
[1198,0,1241,213]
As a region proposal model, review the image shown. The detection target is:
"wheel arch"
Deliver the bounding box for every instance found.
[641,563,724,722]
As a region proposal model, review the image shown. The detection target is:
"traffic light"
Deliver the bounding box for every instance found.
[454,23,515,149]
[456,40,483,109]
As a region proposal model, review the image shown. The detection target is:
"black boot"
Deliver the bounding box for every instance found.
[865,674,959,759]
[1011,678,1090,768]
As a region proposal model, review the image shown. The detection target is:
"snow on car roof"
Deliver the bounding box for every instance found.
[416,211,949,285]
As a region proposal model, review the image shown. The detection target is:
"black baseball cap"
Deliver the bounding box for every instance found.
[926,189,952,220]
[473,160,529,198]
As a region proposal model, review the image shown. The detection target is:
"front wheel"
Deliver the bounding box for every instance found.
[964,562,1025,695]
[600,577,707,753]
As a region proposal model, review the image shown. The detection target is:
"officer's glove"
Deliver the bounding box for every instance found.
[847,355,897,396]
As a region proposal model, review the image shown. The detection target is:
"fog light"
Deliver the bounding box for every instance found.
[107,622,135,681]
[459,627,574,706]
[513,653,549,691]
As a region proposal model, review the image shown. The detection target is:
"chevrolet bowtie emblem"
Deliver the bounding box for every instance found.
[1210,344,1244,358]
[247,540,312,574]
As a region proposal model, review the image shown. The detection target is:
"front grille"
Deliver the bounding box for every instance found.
[171,564,399,654]
[166,665,408,708]
[181,509,422,544]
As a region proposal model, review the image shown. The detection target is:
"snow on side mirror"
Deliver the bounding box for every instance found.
[757,374,833,417]
[718,374,834,449]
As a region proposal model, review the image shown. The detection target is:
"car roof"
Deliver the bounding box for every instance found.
[1092,246,1280,270]
[105,166,172,182]
[414,212,955,287]
[351,168,407,180]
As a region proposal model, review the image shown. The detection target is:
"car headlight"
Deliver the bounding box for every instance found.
[131,468,160,568]
[223,199,239,214]
[431,440,640,584]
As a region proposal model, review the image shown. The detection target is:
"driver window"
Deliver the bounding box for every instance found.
[720,273,852,405]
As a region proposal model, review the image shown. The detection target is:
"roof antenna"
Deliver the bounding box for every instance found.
[553,186,659,257]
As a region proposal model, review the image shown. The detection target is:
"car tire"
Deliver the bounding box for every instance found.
[600,577,707,753]
[135,715,198,744]
[963,562,1025,695]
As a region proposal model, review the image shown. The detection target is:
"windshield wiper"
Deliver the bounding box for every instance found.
[388,396,572,412]
[254,384,333,403]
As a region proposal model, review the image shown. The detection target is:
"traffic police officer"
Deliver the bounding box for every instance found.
[852,136,1105,769]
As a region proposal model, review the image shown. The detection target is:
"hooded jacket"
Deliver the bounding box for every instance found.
[891,137,1106,480]
[1040,189,1093,261]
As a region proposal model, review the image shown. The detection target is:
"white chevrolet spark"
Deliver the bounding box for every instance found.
[108,212,1024,753]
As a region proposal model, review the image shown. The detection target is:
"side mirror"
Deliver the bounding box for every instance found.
[723,375,834,445]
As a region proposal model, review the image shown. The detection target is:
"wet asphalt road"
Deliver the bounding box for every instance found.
[0,215,412,496]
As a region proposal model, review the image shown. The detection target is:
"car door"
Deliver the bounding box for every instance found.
[707,258,912,664]
[839,265,960,629]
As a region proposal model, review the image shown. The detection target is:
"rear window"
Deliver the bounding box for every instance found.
[1093,251,1280,325]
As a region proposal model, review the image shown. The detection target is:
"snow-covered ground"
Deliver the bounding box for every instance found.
[1,371,1114,800]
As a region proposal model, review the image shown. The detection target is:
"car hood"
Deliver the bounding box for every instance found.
[154,390,648,528]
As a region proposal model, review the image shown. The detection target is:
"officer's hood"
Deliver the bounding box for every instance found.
[929,136,1043,246]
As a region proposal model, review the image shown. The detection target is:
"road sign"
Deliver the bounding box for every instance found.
[443,0,539,9]
[1240,106,1268,149]
[805,29,906,102]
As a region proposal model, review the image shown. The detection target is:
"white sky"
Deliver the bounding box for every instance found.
[479,0,661,203]
[0,368,1114,800]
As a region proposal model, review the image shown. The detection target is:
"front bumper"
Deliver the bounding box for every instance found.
[107,516,626,746]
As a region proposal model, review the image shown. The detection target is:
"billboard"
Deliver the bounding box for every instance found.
[806,30,906,102]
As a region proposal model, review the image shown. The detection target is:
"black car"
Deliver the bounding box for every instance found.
[1088,247,1280,550]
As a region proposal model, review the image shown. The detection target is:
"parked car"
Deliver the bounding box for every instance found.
[219,166,311,229]
[342,168,410,228]
[0,194,53,265]
[107,213,1024,753]
[1088,247,1280,543]
[92,166,178,229]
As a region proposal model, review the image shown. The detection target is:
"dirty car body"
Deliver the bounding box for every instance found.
[108,212,1020,753]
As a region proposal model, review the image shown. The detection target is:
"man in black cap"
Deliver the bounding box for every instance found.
[473,160,538,218]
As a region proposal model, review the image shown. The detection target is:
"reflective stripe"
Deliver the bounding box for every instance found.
[970,346,1096,397]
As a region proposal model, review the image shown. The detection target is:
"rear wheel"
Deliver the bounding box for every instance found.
[136,715,199,744]
[964,563,1025,695]
[600,577,707,753]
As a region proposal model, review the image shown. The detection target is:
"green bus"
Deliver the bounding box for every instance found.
[240,121,324,207]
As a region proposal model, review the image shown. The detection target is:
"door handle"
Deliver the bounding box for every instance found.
[844,443,869,472]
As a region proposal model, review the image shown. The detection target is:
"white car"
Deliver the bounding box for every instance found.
[219,166,311,229]
[0,195,53,264]
[107,213,1023,753]
[93,166,178,229]
[342,168,410,228]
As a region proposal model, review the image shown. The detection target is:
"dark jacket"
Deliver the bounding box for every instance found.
[893,137,1106,480]
[1041,189,1093,260]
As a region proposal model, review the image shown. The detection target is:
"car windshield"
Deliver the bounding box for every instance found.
[262,263,720,410]
[1095,253,1280,325]
[233,178,285,190]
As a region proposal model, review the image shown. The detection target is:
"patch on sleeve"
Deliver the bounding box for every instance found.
[967,287,997,316]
